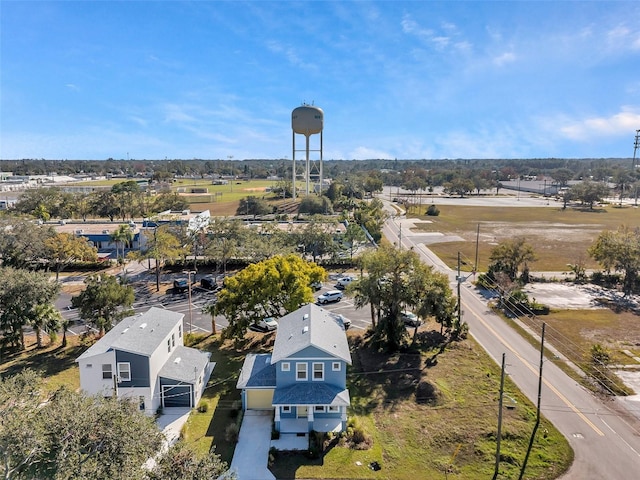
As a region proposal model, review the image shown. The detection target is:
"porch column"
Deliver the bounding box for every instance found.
[274,406,281,432]
[341,407,347,431]
[275,407,281,422]
[307,408,314,432]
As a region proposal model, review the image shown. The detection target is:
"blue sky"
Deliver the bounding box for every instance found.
[2,1,640,160]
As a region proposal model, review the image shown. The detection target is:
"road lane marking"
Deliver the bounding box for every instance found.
[465,300,605,437]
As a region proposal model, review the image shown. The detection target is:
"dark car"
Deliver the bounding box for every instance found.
[200,276,220,291]
[173,278,188,292]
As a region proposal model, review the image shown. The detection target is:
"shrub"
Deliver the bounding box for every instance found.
[197,401,208,413]
[225,422,240,442]
[426,204,440,216]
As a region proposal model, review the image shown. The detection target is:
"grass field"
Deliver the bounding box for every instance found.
[410,204,639,272]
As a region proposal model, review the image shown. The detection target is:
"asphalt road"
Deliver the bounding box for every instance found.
[383,214,640,479]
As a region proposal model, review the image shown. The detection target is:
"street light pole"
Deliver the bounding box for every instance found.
[184,270,196,334]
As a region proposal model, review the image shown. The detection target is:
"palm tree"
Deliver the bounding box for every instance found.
[110,224,133,264]
[30,303,63,348]
[202,301,217,335]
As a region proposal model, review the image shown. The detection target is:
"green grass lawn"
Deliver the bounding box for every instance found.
[268,328,572,479]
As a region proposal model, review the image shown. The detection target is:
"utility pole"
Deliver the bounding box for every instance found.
[633,129,640,171]
[457,252,462,327]
[519,323,545,480]
[474,224,480,278]
[493,353,506,480]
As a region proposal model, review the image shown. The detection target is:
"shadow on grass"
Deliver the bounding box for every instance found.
[347,329,450,415]
[186,333,276,465]
[269,451,324,479]
[1,342,84,379]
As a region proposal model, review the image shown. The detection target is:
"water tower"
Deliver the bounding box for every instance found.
[291,104,324,199]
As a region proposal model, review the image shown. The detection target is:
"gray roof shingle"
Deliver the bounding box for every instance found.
[271,304,351,364]
[76,307,183,361]
[159,345,212,384]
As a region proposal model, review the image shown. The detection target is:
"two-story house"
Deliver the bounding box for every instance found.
[76,307,214,414]
[236,303,352,433]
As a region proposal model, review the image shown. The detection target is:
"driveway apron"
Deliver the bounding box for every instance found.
[230,411,276,480]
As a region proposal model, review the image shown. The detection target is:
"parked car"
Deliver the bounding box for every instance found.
[317,290,343,304]
[310,280,323,291]
[401,311,421,327]
[332,313,351,330]
[335,276,354,290]
[255,317,278,332]
[173,278,188,293]
[200,275,221,291]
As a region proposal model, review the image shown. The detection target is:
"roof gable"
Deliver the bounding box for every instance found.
[76,307,184,361]
[271,304,351,364]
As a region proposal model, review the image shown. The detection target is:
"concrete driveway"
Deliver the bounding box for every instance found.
[230,411,275,480]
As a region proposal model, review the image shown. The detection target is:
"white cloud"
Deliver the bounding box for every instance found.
[493,52,516,67]
[556,107,640,140]
[348,146,394,160]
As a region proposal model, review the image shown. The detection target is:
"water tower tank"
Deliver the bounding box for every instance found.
[292,105,323,136]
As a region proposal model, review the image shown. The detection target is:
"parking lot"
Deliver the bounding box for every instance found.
[57,271,374,338]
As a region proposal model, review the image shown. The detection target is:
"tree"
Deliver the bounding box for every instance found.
[570,180,610,210]
[588,225,640,295]
[202,301,218,336]
[0,218,55,269]
[0,267,60,351]
[204,219,243,274]
[295,218,337,262]
[488,237,537,282]
[111,180,142,221]
[136,225,182,291]
[30,303,63,349]
[44,232,98,280]
[236,196,270,217]
[0,371,164,480]
[146,443,232,480]
[353,198,387,243]
[216,254,326,339]
[110,224,134,264]
[443,177,475,197]
[71,273,134,334]
[298,195,333,215]
[351,245,455,351]
[89,190,120,221]
[342,222,367,260]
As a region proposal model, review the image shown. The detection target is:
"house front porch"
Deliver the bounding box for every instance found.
[277,410,345,434]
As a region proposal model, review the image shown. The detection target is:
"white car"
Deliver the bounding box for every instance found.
[401,311,421,327]
[317,290,343,304]
[255,317,278,332]
[335,276,354,289]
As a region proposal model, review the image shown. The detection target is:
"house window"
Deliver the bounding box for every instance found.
[171,333,175,347]
[296,363,308,381]
[328,406,339,413]
[282,406,291,413]
[102,364,112,379]
[178,325,182,337]
[117,362,131,382]
[332,362,341,371]
[314,405,325,412]
[167,338,171,353]
[86,364,92,368]
[281,362,290,372]
[313,362,324,381]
